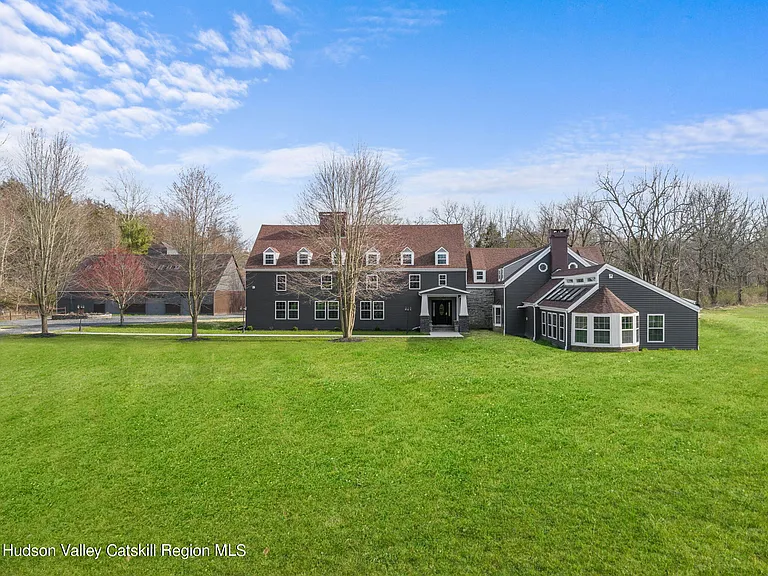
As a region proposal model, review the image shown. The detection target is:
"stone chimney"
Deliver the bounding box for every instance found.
[549,229,569,273]
[319,212,347,234]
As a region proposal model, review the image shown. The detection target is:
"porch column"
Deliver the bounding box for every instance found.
[458,294,470,333]
[420,294,429,316]
[419,294,431,333]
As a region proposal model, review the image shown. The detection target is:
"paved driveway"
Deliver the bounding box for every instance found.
[0,314,241,336]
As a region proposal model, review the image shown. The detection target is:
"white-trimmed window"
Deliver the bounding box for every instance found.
[438,273,447,286]
[275,301,286,320]
[275,274,287,292]
[360,301,372,320]
[400,248,414,266]
[366,274,379,291]
[320,274,333,290]
[360,301,384,320]
[474,270,486,283]
[574,315,588,343]
[493,305,503,327]
[263,247,278,265]
[558,313,565,341]
[297,248,312,266]
[548,312,557,338]
[541,312,547,337]
[648,314,665,342]
[365,250,380,266]
[331,249,346,265]
[287,301,299,320]
[435,248,449,265]
[568,262,578,269]
[622,316,635,344]
[315,301,338,321]
[538,262,548,273]
[593,316,611,344]
[373,301,384,320]
[315,301,327,320]
[409,274,421,290]
[498,268,504,282]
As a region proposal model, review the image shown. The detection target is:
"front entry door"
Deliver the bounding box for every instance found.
[432,299,453,326]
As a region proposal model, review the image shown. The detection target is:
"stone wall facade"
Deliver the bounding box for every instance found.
[467,288,494,329]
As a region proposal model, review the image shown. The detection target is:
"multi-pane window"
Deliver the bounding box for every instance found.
[474,270,486,282]
[548,312,557,338]
[360,301,384,320]
[493,305,503,327]
[622,316,635,344]
[315,301,326,320]
[264,251,275,265]
[327,301,339,320]
[287,301,299,320]
[438,274,447,286]
[275,301,286,320]
[558,314,565,341]
[366,274,378,291]
[275,274,286,291]
[297,249,311,265]
[360,301,372,320]
[315,301,339,320]
[498,269,504,282]
[331,250,346,265]
[366,251,379,266]
[574,315,588,343]
[593,316,611,344]
[409,274,421,290]
[648,314,665,342]
[321,274,333,290]
[401,250,413,265]
[541,312,547,337]
[373,301,384,320]
[435,249,448,265]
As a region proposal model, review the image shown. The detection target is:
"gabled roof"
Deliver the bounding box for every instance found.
[246,224,466,269]
[523,279,563,304]
[573,287,637,314]
[573,246,604,265]
[552,264,604,277]
[466,247,540,284]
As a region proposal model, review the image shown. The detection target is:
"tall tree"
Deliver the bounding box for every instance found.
[290,145,400,340]
[82,248,147,325]
[162,166,234,339]
[12,130,87,335]
[119,218,153,254]
[106,169,151,221]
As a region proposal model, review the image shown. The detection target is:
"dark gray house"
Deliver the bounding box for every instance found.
[245,219,699,349]
[245,221,469,332]
[59,244,245,316]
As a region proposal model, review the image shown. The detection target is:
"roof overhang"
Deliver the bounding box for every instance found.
[418,285,469,296]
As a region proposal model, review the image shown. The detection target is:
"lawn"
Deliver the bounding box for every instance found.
[0,306,766,575]
[75,321,426,336]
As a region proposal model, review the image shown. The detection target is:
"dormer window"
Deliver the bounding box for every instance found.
[331,249,346,266]
[474,270,486,283]
[400,248,414,266]
[365,249,380,266]
[498,268,504,282]
[297,248,312,266]
[263,247,278,265]
[435,247,449,266]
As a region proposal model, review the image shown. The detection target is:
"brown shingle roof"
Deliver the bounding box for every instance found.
[573,287,637,314]
[552,264,604,277]
[246,224,467,269]
[523,279,563,304]
[574,246,604,264]
[467,247,540,284]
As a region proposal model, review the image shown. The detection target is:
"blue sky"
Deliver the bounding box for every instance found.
[1,0,767,240]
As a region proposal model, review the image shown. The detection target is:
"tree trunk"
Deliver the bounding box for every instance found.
[39,306,49,335]
[192,313,198,339]
[765,278,768,302]
[737,276,743,305]
[120,310,125,326]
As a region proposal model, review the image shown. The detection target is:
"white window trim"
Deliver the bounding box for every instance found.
[592,315,611,345]
[275,274,287,292]
[275,301,286,320]
[327,301,339,321]
[263,247,278,265]
[558,313,565,341]
[296,248,312,266]
[366,274,379,291]
[474,270,486,283]
[621,314,638,345]
[538,262,548,273]
[287,301,299,320]
[400,248,414,266]
[365,250,380,266]
[320,274,333,291]
[373,301,385,320]
[647,314,665,343]
[409,274,421,290]
[314,301,327,320]
[493,305,503,327]
[360,301,372,320]
[498,269,504,282]
[573,314,588,344]
[435,247,449,266]
[438,273,447,286]
[541,311,547,337]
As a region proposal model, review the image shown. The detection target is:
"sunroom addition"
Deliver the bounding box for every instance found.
[571,287,639,350]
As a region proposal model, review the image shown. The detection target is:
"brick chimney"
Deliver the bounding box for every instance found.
[549,229,569,273]
[319,212,347,234]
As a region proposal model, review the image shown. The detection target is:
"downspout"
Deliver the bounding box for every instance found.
[564,311,568,350]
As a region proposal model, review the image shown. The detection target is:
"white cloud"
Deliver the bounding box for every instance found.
[322,38,363,65]
[270,0,293,16]
[176,122,211,136]
[7,0,71,35]
[82,87,123,107]
[195,29,228,53]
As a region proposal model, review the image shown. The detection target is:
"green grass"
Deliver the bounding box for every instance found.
[75,321,426,336]
[1,306,767,575]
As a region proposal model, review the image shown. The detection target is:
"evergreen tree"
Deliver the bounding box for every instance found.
[119,217,152,254]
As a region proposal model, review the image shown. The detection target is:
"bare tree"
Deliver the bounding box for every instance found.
[106,169,151,221]
[290,145,400,340]
[12,129,88,335]
[162,166,234,339]
[82,247,147,325]
[756,199,768,302]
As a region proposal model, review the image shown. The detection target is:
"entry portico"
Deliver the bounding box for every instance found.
[418,285,470,333]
